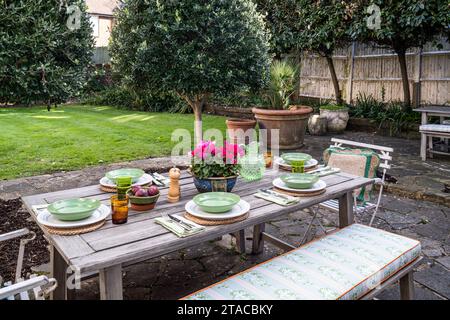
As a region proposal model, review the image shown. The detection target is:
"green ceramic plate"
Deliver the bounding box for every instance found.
[193,192,241,213]
[47,198,101,221]
[106,168,145,183]
[280,173,319,189]
[281,153,312,165]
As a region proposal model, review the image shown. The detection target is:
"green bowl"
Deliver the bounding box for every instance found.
[47,198,101,221]
[280,173,319,189]
[106,168,145,183]
[193,192,240,213]
[127,188,160,205]
[281,153,312,165]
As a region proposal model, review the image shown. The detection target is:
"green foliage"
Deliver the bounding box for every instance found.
[0,0,94,106]
[110,0,272,108]
[349,0,449,52]
[210,90,268,108]
[82,86,185,113]
[351,93,420,136]
[295,0,352,57]
[253,0,301,56]
[265,60,299,109]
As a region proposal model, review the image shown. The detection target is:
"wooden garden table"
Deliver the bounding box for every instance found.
[22,169,374,300]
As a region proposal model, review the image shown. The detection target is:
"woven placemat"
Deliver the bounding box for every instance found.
[278,164,318,172]
[43,219,106,236]
[273,187,326,197]
[184,212,249,226]
[100,183,151,193]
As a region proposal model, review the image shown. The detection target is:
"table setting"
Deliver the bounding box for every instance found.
[30,143,342,239]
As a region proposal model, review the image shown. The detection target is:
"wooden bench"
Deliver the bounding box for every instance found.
[184,224,421,300]
[419,124,450,160]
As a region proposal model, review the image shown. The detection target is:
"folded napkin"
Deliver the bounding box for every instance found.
[155,215,205,238]
[254,191,299,206]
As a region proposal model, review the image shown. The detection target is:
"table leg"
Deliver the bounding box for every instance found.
[420,113,428,161]
[399,271,415,300]
[234,230,246,254]
[428,136,434,158]
[50,246,68,300]
[252,223,265,255]
[99,265,123,300]
[338,192,354,228]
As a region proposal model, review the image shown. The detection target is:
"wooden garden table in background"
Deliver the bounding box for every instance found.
[22,169,374,300]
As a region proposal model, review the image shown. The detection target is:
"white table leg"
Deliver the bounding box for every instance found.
[420,113,428,161]
[99,265,123,300]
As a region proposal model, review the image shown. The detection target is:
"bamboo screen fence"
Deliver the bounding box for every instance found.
[299,39,450,106]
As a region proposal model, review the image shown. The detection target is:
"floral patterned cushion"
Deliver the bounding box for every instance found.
[184,224,421,300]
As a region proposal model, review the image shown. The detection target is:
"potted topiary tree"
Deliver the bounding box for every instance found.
[110,0,271,143]
[252,60,313,149]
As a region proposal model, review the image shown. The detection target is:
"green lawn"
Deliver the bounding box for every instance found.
[0,105,227,180]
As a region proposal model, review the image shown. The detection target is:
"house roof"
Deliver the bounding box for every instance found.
[86,0,119,17]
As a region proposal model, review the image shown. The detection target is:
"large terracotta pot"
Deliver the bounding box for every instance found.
[252,106,313,149]
[226,118,257,145]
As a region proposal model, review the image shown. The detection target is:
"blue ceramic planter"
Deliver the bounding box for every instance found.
[192,176,238,193]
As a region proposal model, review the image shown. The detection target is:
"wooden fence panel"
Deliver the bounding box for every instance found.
[299,39,450,106]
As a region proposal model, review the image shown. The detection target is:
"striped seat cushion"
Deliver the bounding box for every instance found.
[420,124,450,133]
[184,224,421,300]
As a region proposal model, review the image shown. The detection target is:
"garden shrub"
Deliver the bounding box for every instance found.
[110,0,271,141]
[0,0,94,107]
[82,86,185,113]
[351,93,420,136]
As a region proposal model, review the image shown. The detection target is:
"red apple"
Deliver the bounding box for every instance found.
[147,186,159,196]
[135,189,148,197]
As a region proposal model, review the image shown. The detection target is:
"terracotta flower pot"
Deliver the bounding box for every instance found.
[252,106,313,150]
[226,118,257,145]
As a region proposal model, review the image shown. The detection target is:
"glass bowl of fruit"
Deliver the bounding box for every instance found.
[126,186,160,211]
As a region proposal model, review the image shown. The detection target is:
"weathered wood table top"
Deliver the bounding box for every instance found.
[22,169,374,275]
[414,106,450,115]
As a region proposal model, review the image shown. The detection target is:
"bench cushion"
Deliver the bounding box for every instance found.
[420,124,450,133]
[185,224,421,300]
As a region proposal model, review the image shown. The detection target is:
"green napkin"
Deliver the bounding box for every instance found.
[155,216,205,238]
[255,191,299,206]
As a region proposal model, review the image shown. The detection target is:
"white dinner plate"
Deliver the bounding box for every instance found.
[273,178,327,193]
[37,204,111,229]
[99,173,153,188]
[185,199,250,220]
[275,157,318,169]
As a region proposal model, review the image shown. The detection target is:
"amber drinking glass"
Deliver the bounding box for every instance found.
[264,152,273,168]
[111,195,129,224]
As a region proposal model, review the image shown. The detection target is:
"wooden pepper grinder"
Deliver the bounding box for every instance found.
[167,167,181,203]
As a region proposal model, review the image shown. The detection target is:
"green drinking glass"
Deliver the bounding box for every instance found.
[116,176,132,200]
[291,160,305,173]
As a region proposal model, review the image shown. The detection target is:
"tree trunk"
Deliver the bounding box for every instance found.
[396,49,411,108]
[177,92,206,145]
[326,56,343,105]
[192,102,203,144]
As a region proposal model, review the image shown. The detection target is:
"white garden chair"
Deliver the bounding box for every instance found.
[0,228,57,300]
[300,138,393,244]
